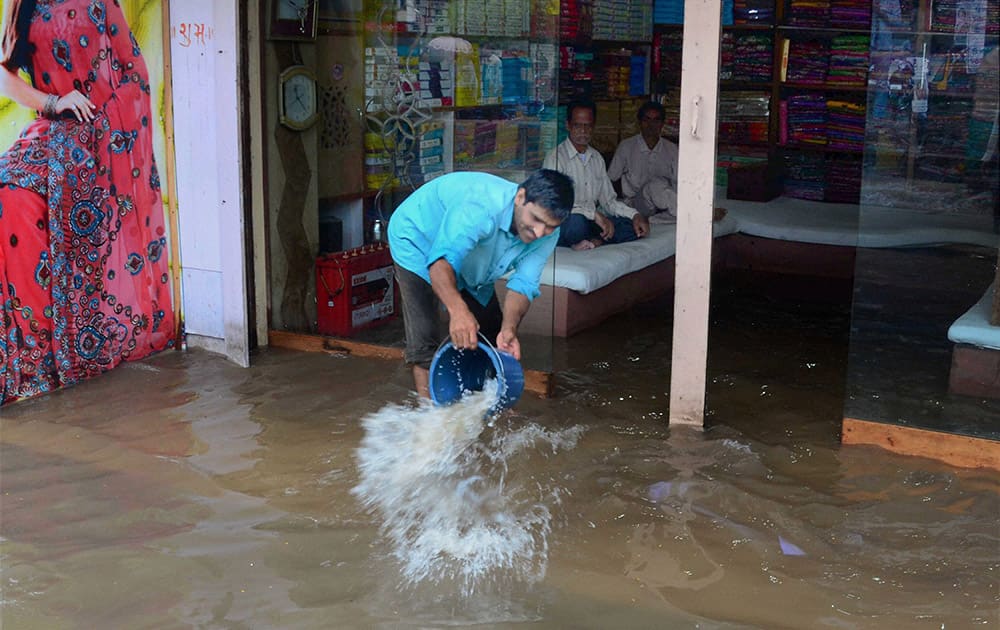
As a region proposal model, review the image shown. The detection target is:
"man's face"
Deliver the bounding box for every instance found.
[568,107,595,152]
[513,190,562,244]
[640,109,664,142]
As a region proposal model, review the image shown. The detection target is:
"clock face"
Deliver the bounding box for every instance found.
[281,70,318,129]
[277,0,311,20]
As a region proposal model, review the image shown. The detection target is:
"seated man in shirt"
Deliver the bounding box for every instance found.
[608,101,679,218]
[387,169,574,398]
[543,101,650,251]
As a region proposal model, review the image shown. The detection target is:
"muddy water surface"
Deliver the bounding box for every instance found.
[1,284,998,629]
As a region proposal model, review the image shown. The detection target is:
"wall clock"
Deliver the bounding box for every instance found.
[270,0,318,40]
[278,65,319,131]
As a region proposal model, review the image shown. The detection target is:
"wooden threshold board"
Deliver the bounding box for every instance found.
[842,417,1000,471]
[268,330,554,397]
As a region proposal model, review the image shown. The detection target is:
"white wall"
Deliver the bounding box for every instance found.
[168,0,249,366]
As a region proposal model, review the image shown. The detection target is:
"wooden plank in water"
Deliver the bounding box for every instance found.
[842,417,1000,471]
[268,330,553,397]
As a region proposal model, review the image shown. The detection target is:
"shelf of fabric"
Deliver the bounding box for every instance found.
[721,31,774,83]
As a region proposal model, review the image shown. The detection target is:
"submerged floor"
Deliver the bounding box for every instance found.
[1,278,998,628]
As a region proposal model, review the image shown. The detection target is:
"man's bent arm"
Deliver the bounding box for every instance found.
[429,258,479,349]
[497,290,531,359]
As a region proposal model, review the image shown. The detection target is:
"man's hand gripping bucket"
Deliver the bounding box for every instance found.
[429,333,525,417]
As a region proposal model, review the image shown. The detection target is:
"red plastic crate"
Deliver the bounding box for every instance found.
[316,244,399,337]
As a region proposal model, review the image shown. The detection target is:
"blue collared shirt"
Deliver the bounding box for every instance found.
[387,171,559,305]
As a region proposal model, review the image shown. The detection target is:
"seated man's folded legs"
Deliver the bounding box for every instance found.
[641,177,678,217]
[557,213,600,248]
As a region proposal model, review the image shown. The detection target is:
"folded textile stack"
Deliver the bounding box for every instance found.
[824,155,862,203]
[733,0,774,23]
[732,32,773,82]
[829,0,870,28]
[660,89,681,138]
[787,0,829,26]
[561,0,593,41]
[783,152,826,200]
[786,94,828,146]
[718,91,771,145]
[826,34,869,87]
[600,49,632,98]
[721,32,735,80]
[786,39,830,85]
[826,99,865,151]
[654,29,684,85]
[653,0,684,24]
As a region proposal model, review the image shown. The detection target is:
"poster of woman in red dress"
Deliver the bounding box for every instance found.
[0,0,175,406]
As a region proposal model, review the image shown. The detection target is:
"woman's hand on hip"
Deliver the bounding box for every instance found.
[56,90,97,123]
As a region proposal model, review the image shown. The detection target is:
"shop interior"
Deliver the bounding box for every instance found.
[259,0,999,452]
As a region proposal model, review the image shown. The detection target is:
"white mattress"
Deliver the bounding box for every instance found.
[541,212,740,294]
[722,195,998,249]
[541,194,997,292]
[948,282,1000,350]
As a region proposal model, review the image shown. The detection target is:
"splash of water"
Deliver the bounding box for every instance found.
[352,382,583,597]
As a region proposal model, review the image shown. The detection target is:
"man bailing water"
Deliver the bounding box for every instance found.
[387,169,574,398]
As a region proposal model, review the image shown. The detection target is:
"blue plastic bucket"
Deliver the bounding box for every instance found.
[429,333,525,416]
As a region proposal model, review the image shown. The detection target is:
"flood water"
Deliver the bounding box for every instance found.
[2,277,998,629]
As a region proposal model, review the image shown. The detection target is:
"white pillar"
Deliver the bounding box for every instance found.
[669,0,721,426]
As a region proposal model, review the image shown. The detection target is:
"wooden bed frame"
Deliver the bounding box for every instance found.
[499,234,858,338]
[949,344,1000,399]
[498,257,677,337]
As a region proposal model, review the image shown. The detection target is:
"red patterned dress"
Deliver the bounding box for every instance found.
[0,0,175,405]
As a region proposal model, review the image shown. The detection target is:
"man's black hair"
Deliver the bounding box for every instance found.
[637,101,666,121]
[520,169,574,222]
[565,100,597,123]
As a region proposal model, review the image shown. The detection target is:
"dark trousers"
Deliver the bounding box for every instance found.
[395,264,502,368]
[556,213,638,248]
